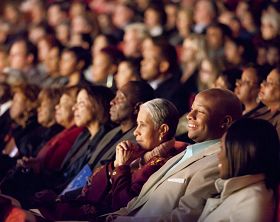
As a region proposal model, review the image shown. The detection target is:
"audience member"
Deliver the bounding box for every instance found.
[198,118,279,222]
[107,88,242,221]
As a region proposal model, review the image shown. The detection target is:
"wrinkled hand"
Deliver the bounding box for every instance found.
[114,141,140,167]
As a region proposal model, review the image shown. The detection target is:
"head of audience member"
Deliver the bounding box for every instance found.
[213,68,242,91]
[260,12,279,41]
[28,23,48,46]
[218,118,279,189]
[37,88,61,128]
[91,46,124,86]
[141,39,179,82]
[9,84,40,127]
[224,37,256,68]
[73,85,114,134]
[55,86,79,128]
[266,42,280,66]
[44,45,63,77]
[164,3,178,31]
[176,7,193,38]
[71,14,95,35]
[9,38,38,71]
[259,67,280,111]
[112,2,136,29]
[198,57,222,91]
[110,80,154,131]
[235,65,268,114]
[69,1,88,19]
[115,59,141,89]
[134,98,179,150]
[193,0,216,30]
[47,3,67,28]
[206,22,231,50]
[144,4,167,36]
[123,23,148,59]
[181,34,206,65]
[37,35,62,63]
[91,34,117,58]
[55,21,71,47]
[60,46,90,77]
[187,88,242,143]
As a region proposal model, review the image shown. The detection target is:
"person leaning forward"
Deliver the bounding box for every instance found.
[106,88,243,222]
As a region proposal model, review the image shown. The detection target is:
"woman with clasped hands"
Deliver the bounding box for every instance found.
[38,98,186,221]
[198,118,279,222]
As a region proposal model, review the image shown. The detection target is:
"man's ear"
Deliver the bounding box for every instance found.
[109,64,117,74]
[159,123,169,140]
[159,60,169,73]
[221,115,233,130]
[77,60,85,71]
[133,102,142,116]
[27,54,34,65]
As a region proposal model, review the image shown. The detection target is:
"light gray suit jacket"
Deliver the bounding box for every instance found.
[109,142,220,222]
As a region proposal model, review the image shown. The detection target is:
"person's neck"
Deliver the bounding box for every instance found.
[67,72,80,86]
[49,71,60,77]
[87,121,101,137]
[120,119,135,133]
[42,119,56,128]
[62,120,75,129]
[243,101,259,114]
[267,102,280,112]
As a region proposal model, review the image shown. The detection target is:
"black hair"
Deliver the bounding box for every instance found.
[225,118,280,190]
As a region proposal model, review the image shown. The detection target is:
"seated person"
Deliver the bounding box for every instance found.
[198,118,279,222]
[107,88,242,222]
[234,65,268,116]
[36,99,186,221]
[0,87,82,207]
[252,67,280,139]
[0,84,42,179]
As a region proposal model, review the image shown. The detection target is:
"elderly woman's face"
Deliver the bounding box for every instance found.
[134,106,161,150]
[217,133,229,179]
[73,89,95,127]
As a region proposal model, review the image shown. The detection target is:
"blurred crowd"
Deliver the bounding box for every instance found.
[0,0,279,221]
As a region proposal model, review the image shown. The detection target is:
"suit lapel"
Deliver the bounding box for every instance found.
[129,142,220,212]
[88,126,121,164]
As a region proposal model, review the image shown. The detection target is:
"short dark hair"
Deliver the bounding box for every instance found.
[125,80,154,105]
[63,46,91,71]
[9,38,38,65]
[225,118,280,189]
[79,84,115,124]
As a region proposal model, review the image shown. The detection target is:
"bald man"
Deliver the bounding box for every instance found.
[107,88,242,222]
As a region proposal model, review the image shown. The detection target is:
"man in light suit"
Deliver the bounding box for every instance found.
[107,88,243,222]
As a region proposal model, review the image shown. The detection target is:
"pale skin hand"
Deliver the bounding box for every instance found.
[114,140,140,167]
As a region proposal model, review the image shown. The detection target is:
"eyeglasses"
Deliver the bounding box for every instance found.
[262,80,280,87]
[236,79,258,86]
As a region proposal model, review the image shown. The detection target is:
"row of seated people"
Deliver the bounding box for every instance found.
[0,83,279,221]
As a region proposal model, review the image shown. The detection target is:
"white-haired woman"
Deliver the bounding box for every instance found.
[38,98,186,221]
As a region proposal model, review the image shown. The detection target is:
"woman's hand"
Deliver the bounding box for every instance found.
[16,156,41,173]
[114,141,140,167]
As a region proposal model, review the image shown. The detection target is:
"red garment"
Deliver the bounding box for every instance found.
[36,125,84,171]
[39,141,187,221]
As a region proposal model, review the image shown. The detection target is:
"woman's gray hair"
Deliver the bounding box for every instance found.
[140,98,179,139]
